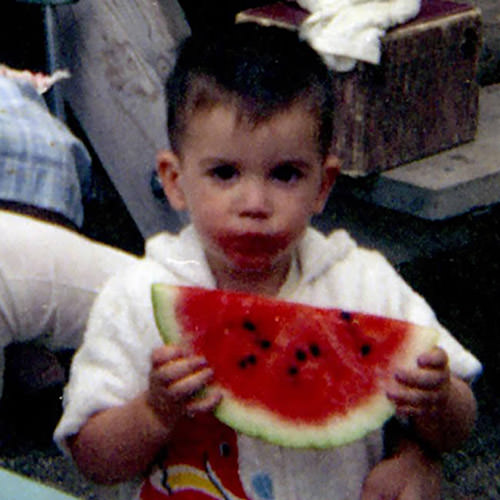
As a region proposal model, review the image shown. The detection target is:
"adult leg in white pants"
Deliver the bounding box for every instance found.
[0,210,138,398]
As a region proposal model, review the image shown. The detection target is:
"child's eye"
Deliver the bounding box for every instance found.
[209,164,239,181]
[271,163,304,183]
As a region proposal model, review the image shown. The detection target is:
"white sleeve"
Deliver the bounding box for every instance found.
[366,251,483,381]
[53,261,167,454]
[364,252,483,382]
[303,246,482,382]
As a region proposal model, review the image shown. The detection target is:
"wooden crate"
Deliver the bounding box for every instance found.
[238,1,482,175]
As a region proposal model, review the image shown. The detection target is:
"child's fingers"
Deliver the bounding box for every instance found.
[149,349,213,410]
[394,366,449,391]
[155,355,209,385]
[151,344,190,368]
[417,346,448,369]
[387,387,442,417]
[166,366,214,399]
[394,346,450,392]
[186,387,223,417]
[388,364,451,417]
[147,355,215,425]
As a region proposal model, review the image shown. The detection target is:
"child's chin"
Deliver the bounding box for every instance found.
[227,252,278,273]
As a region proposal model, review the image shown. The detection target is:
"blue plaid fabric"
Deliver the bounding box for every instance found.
[0,76,90,227]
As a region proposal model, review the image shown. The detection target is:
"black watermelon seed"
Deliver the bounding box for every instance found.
[309,343,321,357]
[239,355,257,368]
[288,366,299,376]
[247,354,257,365]
[243,320,256,331]
[238,357,248,369]
[340,311,352,321]
[295,349,307,362]
[360,344,372,357]
[260,339,271,349]
[219,442,231,457]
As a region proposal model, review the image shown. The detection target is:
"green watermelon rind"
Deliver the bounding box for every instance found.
[215,390,394,448]
[151,283,439,449]
[151,283,182,344]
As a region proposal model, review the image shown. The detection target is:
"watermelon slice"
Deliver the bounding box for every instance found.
[151,284,438,449]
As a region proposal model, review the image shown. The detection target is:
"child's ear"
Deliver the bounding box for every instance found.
[313,155,340,214]
[156,149,187,211]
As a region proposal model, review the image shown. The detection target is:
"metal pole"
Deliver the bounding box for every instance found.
[43,4,65,120]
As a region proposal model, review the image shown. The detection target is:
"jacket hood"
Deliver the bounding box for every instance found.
[146,225,216,288]
[145,224,357,288]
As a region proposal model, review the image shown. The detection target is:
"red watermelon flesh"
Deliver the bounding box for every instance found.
[151,284,438,448]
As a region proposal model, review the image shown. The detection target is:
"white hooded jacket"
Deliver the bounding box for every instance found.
[55,224,481,500]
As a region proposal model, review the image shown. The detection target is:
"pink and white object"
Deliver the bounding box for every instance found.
[0,64,70,94]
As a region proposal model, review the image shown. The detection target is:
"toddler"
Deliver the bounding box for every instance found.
[55,24,481,500]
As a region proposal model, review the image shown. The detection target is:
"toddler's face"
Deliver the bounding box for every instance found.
[160,103,338,280]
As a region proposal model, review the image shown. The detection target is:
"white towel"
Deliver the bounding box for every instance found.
[297,0,421,71]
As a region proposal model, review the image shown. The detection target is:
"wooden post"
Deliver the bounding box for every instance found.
[56,0,190,236]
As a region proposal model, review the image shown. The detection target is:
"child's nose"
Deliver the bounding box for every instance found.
[238,179,272,219]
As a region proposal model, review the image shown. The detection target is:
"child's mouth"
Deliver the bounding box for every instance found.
[217,232,290,257]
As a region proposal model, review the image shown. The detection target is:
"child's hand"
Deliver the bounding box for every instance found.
[147,345,221,427]
[387,347,451,418]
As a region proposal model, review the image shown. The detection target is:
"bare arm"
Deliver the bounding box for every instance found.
[69,393,171,484]
[388,347,477,454]
[411,373,477,453]
[69,345,221,484]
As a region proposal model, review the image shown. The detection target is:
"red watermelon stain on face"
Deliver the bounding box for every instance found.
[152,285,438,448]
[217,232,290,256]
[214,232,294,272]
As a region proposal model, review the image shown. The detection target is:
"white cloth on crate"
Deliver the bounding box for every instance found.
[54,224,481,500]
[297,0,421,71]
[0,210,138,395]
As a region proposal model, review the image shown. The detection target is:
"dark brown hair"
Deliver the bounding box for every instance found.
[166,23,334,158]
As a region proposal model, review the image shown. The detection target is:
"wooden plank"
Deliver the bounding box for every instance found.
[345,6,481,175]
[55,0,190,237]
